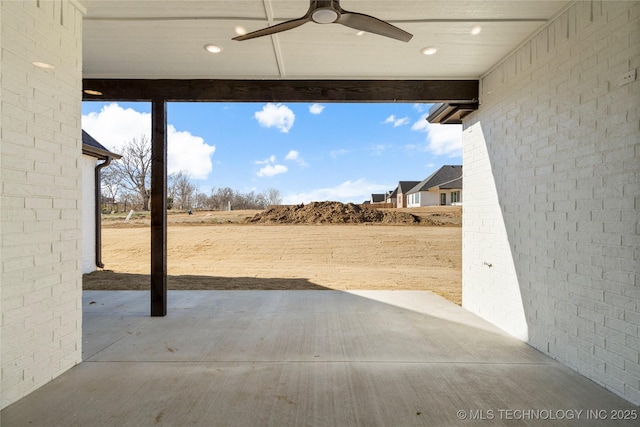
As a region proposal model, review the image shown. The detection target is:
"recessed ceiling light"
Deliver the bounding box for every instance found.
[32,61,55,69]
[420,47,438,55]
[471,25,482,35]
[235,26,247,36]
[204,44,223,53]
[83,89,103,96]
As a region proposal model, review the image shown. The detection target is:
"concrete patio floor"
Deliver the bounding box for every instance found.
[2,290,637,426]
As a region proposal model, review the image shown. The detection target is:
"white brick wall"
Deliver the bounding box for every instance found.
[1,0,84,409]
[463,1,640,405]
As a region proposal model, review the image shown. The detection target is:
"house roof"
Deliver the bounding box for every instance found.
[371,194,386,203]
[407,165,462,194]
[434,176,463,190]
[388,187,398,198]
[397,181,421,193]
[82,130,121,160]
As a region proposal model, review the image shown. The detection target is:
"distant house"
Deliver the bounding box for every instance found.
[370,193,386,204]
[406,165,462,207]
[82,130,121,274]
[396,181,421,208]
[386,187,398,208]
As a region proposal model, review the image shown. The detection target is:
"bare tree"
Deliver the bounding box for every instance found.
[208,187,235,210]
[112,135,152,210]
[265,188,283,206]
[167,172,179,209]
[204,187,281,210]
[100,164,125,211]
[119,191,137,212]
[194,186,208,209]
[168,171,196,210]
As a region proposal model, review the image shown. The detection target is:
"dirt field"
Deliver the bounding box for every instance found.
[85,206,462,304]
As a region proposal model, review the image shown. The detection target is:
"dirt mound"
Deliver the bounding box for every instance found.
[247,201,424,225]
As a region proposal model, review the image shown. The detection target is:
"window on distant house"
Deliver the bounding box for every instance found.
[451,191,460,203]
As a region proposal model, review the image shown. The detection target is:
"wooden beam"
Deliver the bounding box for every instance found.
[82,79,478,103]
[150,99,167,317]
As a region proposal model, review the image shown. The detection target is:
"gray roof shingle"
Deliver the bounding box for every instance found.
[371,194,386,203]
[397,181,421,193]
[82,130,121,160]
[407,165,462,194]
[435,176,462,189]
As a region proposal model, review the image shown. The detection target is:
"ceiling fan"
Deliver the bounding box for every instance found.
[233,0,413,42]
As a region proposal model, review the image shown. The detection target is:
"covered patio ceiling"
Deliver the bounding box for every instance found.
[82,0,571,80]
[81,1,572,108]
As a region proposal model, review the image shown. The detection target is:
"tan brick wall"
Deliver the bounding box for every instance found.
[1,0,84,408]
[463,1,640,404]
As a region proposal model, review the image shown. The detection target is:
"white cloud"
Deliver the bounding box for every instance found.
[411,114,462,157]
[257,164,288,177]
[254,154,288,177]
[82,103,215,180]
[256,155,277,165]
[82,103,151,151]
[395,117,410,127]
[413,103,429,113]
[383,114,410,127]
[410,115,429,132]
[254,103,295,133]
[283,179,390,204]
[167,125,215,179]
[285,150,300,161]
[309,103,325,114]
[285,150,308,166]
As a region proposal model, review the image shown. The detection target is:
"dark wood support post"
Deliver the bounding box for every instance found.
[150,99,167,316]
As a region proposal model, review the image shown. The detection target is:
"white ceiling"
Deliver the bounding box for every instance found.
[82,0,571,80]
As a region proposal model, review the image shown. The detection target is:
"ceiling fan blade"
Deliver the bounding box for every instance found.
[337,12,413,42]
[233,17,311,41]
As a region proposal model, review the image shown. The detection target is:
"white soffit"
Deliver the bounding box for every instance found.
[82,0,571,79]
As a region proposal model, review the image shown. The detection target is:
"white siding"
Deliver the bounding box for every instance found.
[421,191,439,207]
[406,193,416,208]
[1,0,84,408]
[463,1,640,405]
[81,155,97,274]
[407,190,442,207]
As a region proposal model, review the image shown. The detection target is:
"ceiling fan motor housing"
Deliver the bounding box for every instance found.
[312,1,341,24]
[312,9,339,24]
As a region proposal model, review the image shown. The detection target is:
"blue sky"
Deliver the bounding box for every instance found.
[82,101,462,204]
